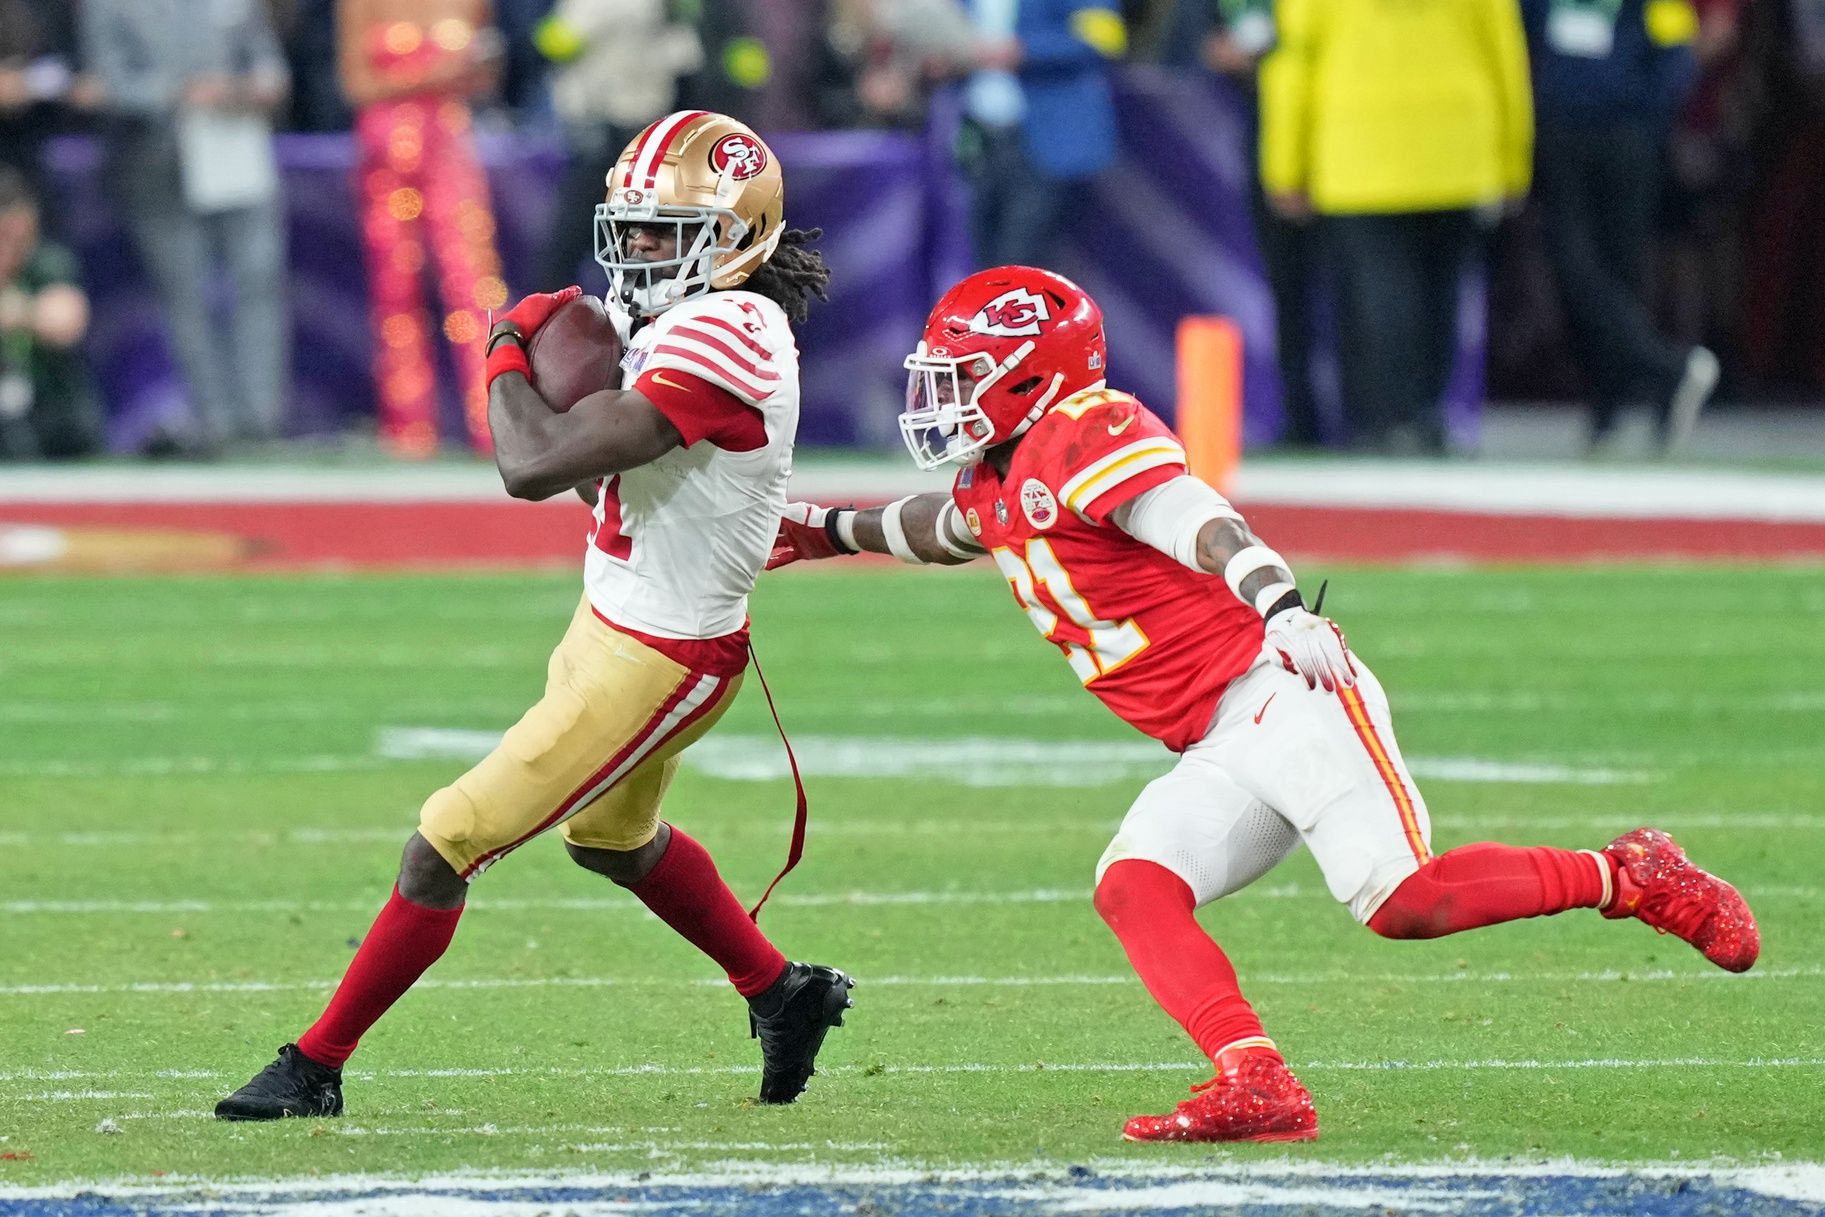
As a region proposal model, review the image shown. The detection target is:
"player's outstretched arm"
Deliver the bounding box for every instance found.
[766,494,984,570]
[1112,475,1356,691]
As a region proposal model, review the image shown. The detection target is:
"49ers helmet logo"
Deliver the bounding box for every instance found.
[711,133,769,181]
[970,288,1052,338]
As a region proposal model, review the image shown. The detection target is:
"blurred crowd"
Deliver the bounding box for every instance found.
[2,0,1822,459]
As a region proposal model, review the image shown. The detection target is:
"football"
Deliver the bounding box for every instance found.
[526,293,624,412]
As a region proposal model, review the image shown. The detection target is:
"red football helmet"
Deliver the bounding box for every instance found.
[900,266,1107,470]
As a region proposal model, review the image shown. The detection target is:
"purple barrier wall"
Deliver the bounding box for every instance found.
[49,71,1483,454]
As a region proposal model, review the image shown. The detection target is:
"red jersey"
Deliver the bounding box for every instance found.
[952,389,1264,751]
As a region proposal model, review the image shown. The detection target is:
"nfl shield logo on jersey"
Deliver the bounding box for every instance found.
[1020,479,1058,530]
[995,500,1008,525]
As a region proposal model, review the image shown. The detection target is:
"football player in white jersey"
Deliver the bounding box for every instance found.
[217,111,853,1121]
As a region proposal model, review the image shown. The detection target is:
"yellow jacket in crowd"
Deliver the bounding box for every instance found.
[1260,0,1533,215]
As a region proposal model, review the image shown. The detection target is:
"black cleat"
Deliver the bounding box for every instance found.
[748,962,854,1104]
[214,1043,344,1120]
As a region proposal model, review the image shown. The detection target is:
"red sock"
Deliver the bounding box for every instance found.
[297,886,463,1068]
[1094,860,1277,1065]
[1369,843,1614,939]
[629,826,788,997]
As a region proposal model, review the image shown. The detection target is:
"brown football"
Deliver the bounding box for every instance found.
[526,294,624,412]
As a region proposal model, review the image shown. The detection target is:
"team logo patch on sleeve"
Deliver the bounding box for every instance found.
[1020,479,1058,530]
[965,507,982,536]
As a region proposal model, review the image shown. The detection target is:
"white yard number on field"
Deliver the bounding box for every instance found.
[992,539,1148,683]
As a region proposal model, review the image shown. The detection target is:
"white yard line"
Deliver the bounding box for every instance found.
[3,815,1823,852]
[5,879,1814,917]
[379,728,1657,787]
[0,888,1107,916]
[3,965,1818,999]
[0,755,393,780]
[16,1057,1825,1099]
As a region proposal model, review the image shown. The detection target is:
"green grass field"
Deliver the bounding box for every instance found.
[2,564,1823,1188]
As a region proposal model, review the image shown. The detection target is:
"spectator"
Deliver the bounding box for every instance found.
[0,166,101,460]
[493,0,563,116]
[1261,0,1532,454]
[813,0,987,128]
[532,0,702,291]
[0,0,94,211]
[1204,0,1323,447]
[836,0,984,129]
[271,0,355,132]
[1659,0,1752,355]
[339,0,510,457]
[961,0,1127,270]
[1739,0,1825,397]
[83,0,293,457]
[1523,0,1718,454]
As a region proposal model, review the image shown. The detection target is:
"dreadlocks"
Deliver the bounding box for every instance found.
[742,228,831,325]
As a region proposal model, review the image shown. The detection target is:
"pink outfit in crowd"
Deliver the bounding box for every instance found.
[356,19,506,455]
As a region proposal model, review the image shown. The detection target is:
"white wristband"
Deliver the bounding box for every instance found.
[1223,544,1292,606]
[832,509,860,553]
[934,501,984,559]
[1253,580,1298,618]
[880,496,924,564]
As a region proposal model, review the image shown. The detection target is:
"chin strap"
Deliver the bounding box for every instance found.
[745,639,809,923]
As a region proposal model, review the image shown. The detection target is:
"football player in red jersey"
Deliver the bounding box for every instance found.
[769,266,1761,1144]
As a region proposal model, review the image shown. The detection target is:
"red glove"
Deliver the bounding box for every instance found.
[766,502,856,570]
[496,285,582,340]
[486,286,582,392]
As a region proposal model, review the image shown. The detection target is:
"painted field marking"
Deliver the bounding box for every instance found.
[0,755,391,780]
[18,1056,1825,1099]
[1394,689,1825,713]
[6,877,1815,918]
[3,813,1824,853]
[3,1158,1825,1215]
[0,888,1113,916]
[3,965,1818,1000]
[378,728,1655,787]
[4,687,1816,731]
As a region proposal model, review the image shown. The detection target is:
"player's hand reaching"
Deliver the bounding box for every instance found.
[1264,607,1356,693]
[767,502,856,570]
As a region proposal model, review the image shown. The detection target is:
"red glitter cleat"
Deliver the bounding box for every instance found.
[1602,827,1759,972]
[1121,1048,1318,1144]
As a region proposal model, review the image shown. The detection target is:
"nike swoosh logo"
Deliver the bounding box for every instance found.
[650,371,691,392]
[1107,414,1135,436]
[1254,693,1277,725]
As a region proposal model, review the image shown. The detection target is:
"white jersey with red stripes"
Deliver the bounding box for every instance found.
[582,289,800,645]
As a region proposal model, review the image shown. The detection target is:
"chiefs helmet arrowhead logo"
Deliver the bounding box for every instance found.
[970,288,1052,338]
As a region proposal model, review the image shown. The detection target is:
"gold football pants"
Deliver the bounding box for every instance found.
[418,598,740,879]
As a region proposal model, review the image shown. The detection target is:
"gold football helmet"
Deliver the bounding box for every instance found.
[593,110,785,317]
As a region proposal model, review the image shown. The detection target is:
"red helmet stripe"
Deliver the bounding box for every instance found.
[624,109,712,191]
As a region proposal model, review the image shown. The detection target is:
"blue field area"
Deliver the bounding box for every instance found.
[7,1167,1824,1217]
